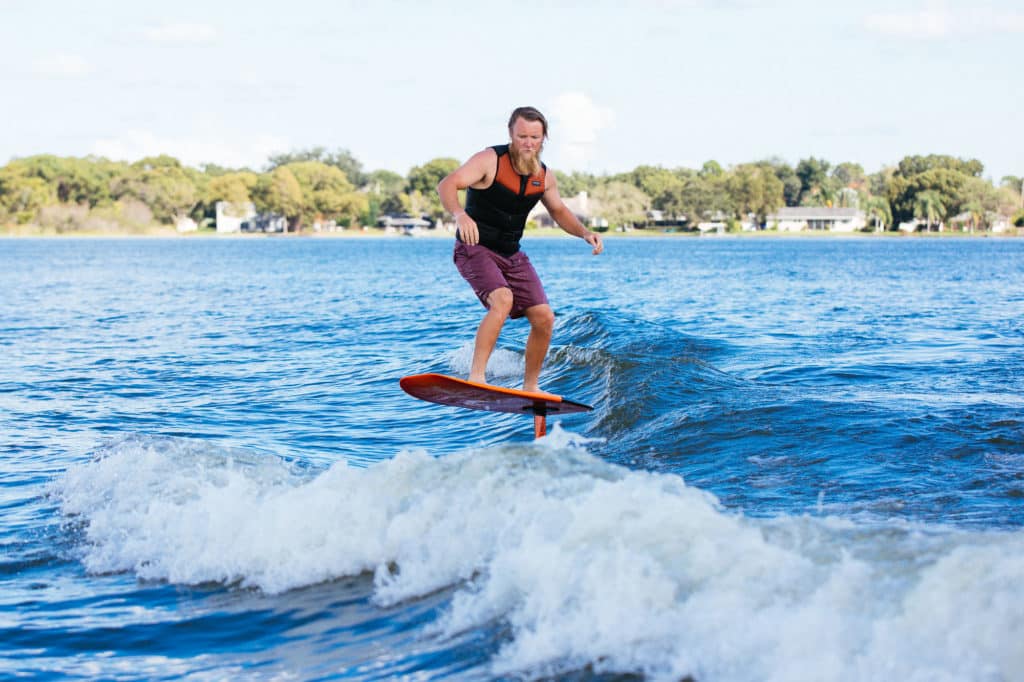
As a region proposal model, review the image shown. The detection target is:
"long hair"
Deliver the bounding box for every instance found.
[507,106,549,139]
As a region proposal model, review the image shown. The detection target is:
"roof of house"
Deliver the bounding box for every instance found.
[379,214,431,227]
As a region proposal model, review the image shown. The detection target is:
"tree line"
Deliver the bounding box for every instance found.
[1,148,1021,233]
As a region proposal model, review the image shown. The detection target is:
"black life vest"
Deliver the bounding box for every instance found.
[462,144,546,255]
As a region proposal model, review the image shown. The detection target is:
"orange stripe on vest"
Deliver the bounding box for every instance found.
[494,153,546,197]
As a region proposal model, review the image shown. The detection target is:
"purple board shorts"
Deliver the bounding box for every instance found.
[453,242,548,319]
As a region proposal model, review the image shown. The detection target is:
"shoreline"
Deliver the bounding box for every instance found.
[3,227,1020,240]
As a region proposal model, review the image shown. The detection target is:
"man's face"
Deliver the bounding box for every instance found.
[509,118,545,158]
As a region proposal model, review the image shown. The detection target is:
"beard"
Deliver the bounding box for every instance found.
[509,143,543,176]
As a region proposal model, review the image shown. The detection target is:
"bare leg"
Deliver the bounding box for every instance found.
[468,288,513,384]
[522,304,555,392]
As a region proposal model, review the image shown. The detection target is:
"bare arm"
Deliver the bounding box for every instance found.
[437,148,496,246]
[541,172,604,255]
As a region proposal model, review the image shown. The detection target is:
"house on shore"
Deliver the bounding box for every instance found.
[215,201,286,233]
[216,201,256,233]
[377,213,432,235]
[949,211,1014,233]
[645,209,687,230]
[528,191,608,230]
[766,207,867,232]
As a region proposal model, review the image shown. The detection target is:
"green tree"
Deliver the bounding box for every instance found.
[961,199,985,232]
[1001,175,1023,211]
[889,166,972,227]
[725,163,784,223]
[366,169,407,196]
[896,154,983,179]
[555,170,599,198]
[134,155,184,170]
[200,171,258,226]
[254,166,304,231]
[832,162,866,191]
[0,172,56,223]
[658,174,732,228]
[283,161,368,229]
[399,190,435,218]
[869,166,895,200]
[364,169,408,225]
[995,185,1021,221]
[699,160,724,178]
[0,154,120,207]
[379,192,406,215]
[407,158,459,219]
[54,156,112,205]
[267,147,366,187]
[630,165,684,206]
[205,172,258,207]
[964,175,1000,208]
[110,156,199,224]
[762,157,801,206]
[201,162,255,177]
[913,190,946,231]
[864,196,892,231]
[407,158,459,195]
[795,157,832,204]
[590,181,650,229]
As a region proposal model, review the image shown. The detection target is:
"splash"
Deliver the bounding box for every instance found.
[447,341,524,382]
[54,435,1024,681]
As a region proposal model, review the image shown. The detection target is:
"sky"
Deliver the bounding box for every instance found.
[1,0,1020,181]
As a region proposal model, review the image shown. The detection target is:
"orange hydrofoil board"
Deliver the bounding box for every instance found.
[399,373,592,438]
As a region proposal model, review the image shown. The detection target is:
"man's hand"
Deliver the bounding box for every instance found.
[455,212,479,245]
[584,231,604,255]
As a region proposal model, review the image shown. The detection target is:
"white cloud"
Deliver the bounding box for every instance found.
[548,92,615,171]
[864,8,1024,39]
[143,22,219,45]
[91,130,289,170]
[34,52,93,78]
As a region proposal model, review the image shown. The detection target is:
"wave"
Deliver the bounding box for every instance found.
[543,311,1024,528]
[53,433,1024,681]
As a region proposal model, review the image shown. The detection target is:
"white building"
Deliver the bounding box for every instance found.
[215,201,257,233]
[175,216,198,232]
[528,191,607,229]
[377,214,432,235]
[766,207,867,232]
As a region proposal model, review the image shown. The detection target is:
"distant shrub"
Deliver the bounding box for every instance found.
[119,199,154,227]
[38,203,90,232]
[87,199,154,233]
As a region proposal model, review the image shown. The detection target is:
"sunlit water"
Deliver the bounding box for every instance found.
[2,236,1022,681]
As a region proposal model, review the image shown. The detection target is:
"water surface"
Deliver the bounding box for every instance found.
[2,236,1022,680]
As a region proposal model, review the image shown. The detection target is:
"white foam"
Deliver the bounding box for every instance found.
[54,436,1024,681]
[447,341,524,382]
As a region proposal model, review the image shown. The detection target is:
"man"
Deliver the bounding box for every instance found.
[437,106,604,393]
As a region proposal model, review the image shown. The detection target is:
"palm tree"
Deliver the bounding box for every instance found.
[836,187,860,209]
[963,199,985,233]
[864,196,892,232]
[913,191,945,232]
[1001,176,1023,211]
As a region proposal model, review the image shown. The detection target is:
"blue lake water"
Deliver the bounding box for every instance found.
[2,235,1022,680]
